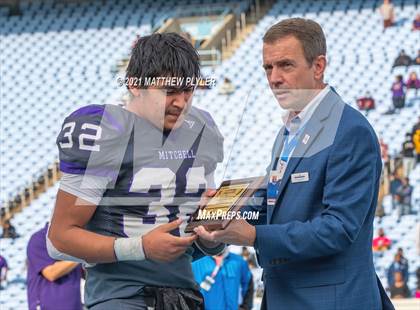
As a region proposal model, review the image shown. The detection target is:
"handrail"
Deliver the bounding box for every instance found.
[198,48,221,66]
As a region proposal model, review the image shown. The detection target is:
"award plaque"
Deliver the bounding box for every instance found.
[184,176,265,233]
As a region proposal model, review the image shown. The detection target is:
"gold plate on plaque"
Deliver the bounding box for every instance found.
[184,176,264,233]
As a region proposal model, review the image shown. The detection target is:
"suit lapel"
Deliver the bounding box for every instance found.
[267,90,340,223]
[276,120,323,196]
[266,121,323,223]
[269,127,286,171]
[265,127,286,223]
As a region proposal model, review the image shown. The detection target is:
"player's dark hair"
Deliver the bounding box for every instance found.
[263,18,326,65]
[126,32,200,88]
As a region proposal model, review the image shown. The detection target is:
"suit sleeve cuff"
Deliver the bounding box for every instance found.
[254,225,273,268]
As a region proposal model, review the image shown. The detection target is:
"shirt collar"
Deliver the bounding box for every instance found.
[282,85,330,132]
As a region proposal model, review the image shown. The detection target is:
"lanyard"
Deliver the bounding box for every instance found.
[200,252,229,292]
[273,125,305,170]
[267,124,305,206]
[210,251,229,279]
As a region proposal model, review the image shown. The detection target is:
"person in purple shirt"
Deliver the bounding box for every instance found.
[406,71,420,96]
[412,13,420,31]
[391,75,406,111]
[27,223,83,310]
[0,255,8,289]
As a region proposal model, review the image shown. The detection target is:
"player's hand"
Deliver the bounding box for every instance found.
[142,219,197,262]
[196,189,222,248]
[187,189,216,224]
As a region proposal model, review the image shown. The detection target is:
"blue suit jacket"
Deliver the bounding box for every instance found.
[244,89,394,310]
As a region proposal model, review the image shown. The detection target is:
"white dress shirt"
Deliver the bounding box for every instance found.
[279,85,330,160]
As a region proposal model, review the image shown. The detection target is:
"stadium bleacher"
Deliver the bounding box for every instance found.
[194,0,419,180]
[0,0,247,208]
[0,0,419,309]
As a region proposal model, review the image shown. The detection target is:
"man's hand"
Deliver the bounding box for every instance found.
[194,219,256,246]
[143,219,197,262]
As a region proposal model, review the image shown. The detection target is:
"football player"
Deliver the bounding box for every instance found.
[47,33,224,309]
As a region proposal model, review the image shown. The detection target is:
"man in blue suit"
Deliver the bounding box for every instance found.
[195,18,394,309]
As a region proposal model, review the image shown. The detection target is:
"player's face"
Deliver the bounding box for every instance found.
[263,35,324,111]
[142,85,194,130]
[163,87,194,130]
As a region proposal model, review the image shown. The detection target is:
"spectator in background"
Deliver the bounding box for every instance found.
[379,138,390,172]
[406,71,420,96]
[392,50,412,68]
[396,177,413,218]
[241,247,263,300]
[387,250,409,287]
[379,0,395,30]
[356,92,375,115]
[192,248,253,310]
[412,13,420,31]
[414,50,420,65]
[412,117,420,163]
[219,78,235,95]
[372,228,392,252]
[416,267,420,298]
[375,173,386,218]
[391,75,406,111]
[390,271,411,299]
[0,255,8,289]
[241,246,257,269]
[390,171,403,209]
[1,219,19,239]
[401,133,416,177]
[397,248,408,270]
[379,138,389,163]
[27,223,83,310]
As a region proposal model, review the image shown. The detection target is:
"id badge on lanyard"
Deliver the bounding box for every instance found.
[267,160,287,206]
[267,125,304,206]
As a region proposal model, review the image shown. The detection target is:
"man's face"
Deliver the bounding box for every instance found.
[138,85,194,130]
[263,35,324,111]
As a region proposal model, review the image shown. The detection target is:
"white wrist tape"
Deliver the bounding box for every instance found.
[114,237,145,261]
